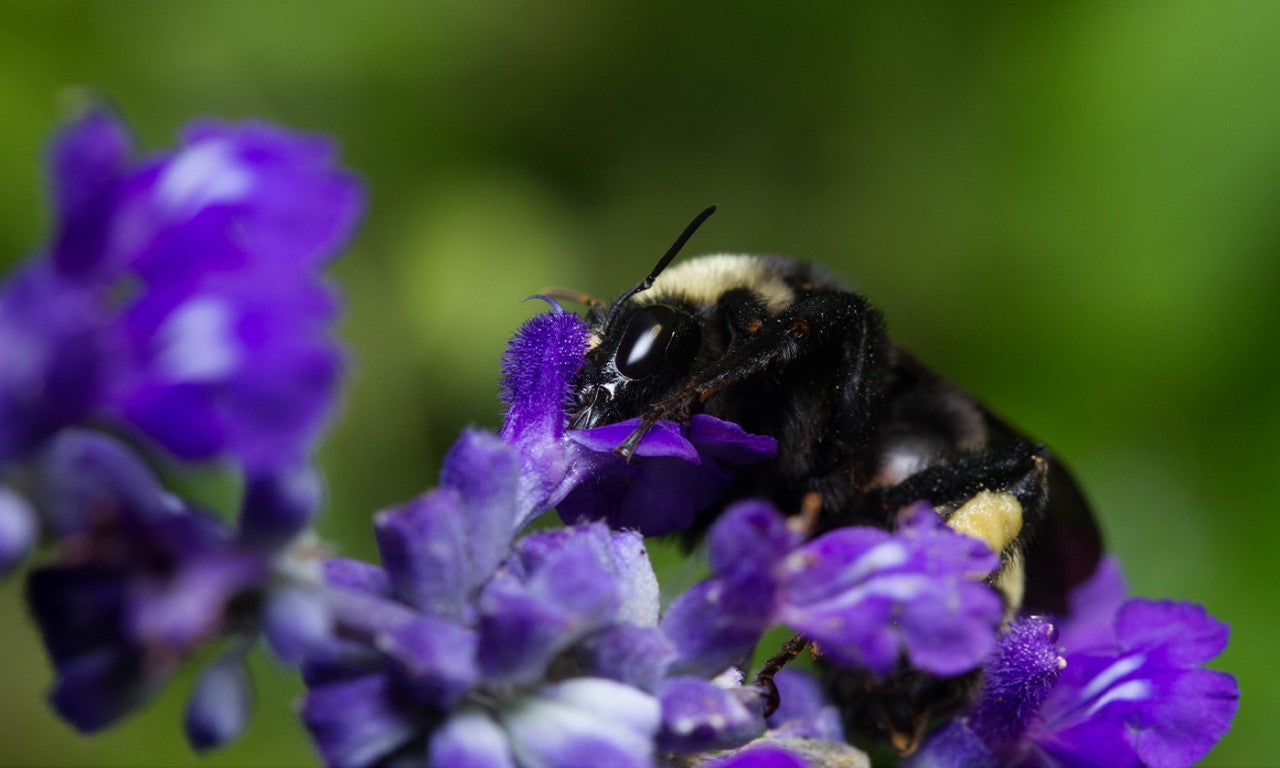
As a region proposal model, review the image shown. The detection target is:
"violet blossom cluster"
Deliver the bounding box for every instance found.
[0,105,360,748]
[0,105,1238,767]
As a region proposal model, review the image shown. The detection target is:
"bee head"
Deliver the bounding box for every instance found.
[568,206,716,429]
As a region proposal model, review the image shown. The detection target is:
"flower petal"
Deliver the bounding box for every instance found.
[238,463,324,548]
[185,650,253,751]
[499,307,588,446]
[568,419,700,462]
[1035,598,1239,768]
[0,268,105,463]
[578,623,676,691]
[905,722,996,768]
[300,673,421,768]
[966,617,1064,756]
[429,708,516,768]
[263,585,332,664]
[607,530,661,626]
[501,678,660,768]
[764,669,844,742]
[657,675,763,754]
[662,580,771,677]
[478,526,621,684]
[440,429,521,579]
[777,508,1002,676]
[0,486,36,577]
[686,414,778,463]
[378,615,479,708]
[1114,599,1230,667]
[706,500,796,580]
[47,106,132,277]
[1057,555,1129,654]
[47,646,158,733]
[375,488,472,619]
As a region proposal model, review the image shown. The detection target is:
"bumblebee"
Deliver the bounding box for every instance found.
[561,207,1102,753]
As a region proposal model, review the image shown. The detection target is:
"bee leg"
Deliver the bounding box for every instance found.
[858,443,1050,621]
[693,291,882,400]
[754,633,811,717]
[872,442,1047,517]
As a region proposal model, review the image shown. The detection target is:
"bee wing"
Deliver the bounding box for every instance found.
[1020,457,1104,615]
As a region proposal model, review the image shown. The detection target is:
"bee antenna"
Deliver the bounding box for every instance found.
[604,204,717,328]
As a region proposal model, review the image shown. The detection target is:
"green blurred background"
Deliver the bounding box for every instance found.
[1,1,1276,764]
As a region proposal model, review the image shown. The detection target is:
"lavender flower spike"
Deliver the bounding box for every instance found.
[303,429,671,767]
[906,617,1064,768]
[111,205,353,471]
[5,105,364,474]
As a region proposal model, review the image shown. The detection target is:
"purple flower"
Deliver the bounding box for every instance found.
[778,504,1003,676]
[1031,598,1239,768]
[2,106,362,475]
[111,273,344,471]
[966,618,1065,756]
[558,414,778,535]
[102,119,360,471]
[301,430,670,767]
[906,617,1064,767]
[24,431,268,732]
[662,501,1003,679]
[499,304,592,525]
[662,500,797,676]
[911,558,1239,768]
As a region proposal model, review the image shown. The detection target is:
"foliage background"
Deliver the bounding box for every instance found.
[0,2,1275,765]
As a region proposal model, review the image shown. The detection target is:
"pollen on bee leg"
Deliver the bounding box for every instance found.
[947,490,1023,554]
[994,550,1026,619]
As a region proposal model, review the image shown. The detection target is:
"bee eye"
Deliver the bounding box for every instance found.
[614,304,678,379]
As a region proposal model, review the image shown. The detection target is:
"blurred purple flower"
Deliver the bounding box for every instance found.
[103,119,360,472]
[0,262,106,463]
[185,647,254,752]
[1,106,362,475]
[0,485,37,576]
[24,431,267,732]
[47,107,133,278]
